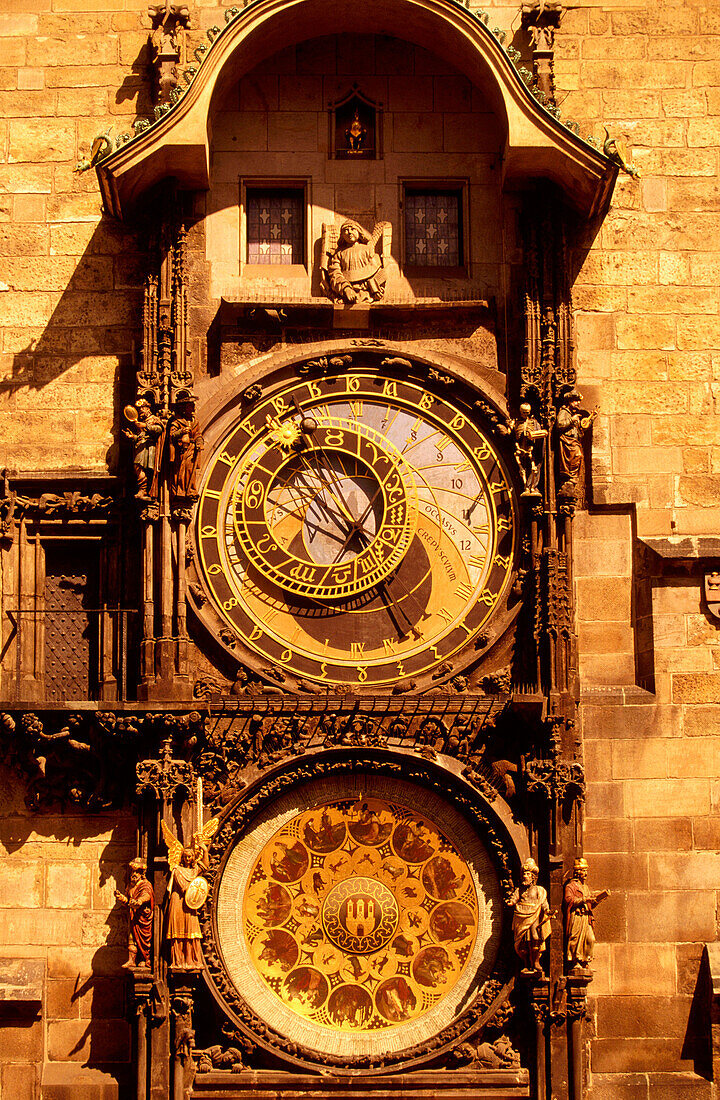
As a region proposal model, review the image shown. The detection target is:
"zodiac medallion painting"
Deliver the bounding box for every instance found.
[240,796,479,1033]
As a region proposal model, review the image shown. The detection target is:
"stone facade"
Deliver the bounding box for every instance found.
[0,1,719,1099]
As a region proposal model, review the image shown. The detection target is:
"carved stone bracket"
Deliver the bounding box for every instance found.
[525,759,585,804]
[136,734,195,803]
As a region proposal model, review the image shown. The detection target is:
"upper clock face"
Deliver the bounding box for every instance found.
[195,359,517,689]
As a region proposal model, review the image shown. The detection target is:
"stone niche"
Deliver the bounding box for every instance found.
[204,34,504,304]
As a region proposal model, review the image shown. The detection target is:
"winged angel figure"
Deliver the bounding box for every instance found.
[161,816,219,969]
[320,219,392,304]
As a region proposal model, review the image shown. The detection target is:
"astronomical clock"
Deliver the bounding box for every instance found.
[176,346,535,1086]
[190,351,519,693]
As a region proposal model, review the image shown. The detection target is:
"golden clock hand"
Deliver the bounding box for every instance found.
[295,450,358,534]
[266,497,352,549]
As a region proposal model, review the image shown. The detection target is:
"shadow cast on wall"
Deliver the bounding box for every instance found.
[0,763,134,1092]
[3,218,146,475]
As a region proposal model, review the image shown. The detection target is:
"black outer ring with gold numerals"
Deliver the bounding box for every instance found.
[192,353,519,692]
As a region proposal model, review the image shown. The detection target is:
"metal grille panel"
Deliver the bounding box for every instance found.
[247,190,304,264]
[405,191,461,267]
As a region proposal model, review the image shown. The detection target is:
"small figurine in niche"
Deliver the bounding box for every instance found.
[124,397,164,501]
[115,857,155,968]
[161,812,219,969]
[322,219,392,305]
[345,108,367,154]
[168,397,204,498]
[562,857,609,968]
[509,857,552,974]
[555,387,597,504]
[513,401,547,496]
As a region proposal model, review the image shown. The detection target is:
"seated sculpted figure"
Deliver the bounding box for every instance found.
[322,219,391,305]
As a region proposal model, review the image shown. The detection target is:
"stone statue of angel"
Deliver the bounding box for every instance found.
[161,804,219,969]
[320,219,392,304]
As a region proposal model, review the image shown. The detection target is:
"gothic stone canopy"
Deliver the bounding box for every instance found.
[96,0,616,219]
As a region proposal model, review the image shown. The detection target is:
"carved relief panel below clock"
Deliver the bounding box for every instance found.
[190,349,519,693]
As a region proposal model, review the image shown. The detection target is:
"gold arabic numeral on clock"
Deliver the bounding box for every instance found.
[346,375,362,393]
[206,563,222,575]
[494,554,511,570]
[305,379,322,400]
[280,647,293,663]
[203,488,222,500]
[200,524,217,537]
[479,588,496,606]
[223,597,239,611]
[498,516,512,531]
[217,450,236,467]
[418,392,434,411]
[382,380,398,398]
[490,480,508,496]
[357,665,368,683]
[473,443,491,462]
[396,660,405,678]
[450,413,466,431]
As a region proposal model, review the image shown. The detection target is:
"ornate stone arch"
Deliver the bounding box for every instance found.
[95,0,616,219]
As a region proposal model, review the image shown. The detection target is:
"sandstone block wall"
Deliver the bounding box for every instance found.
[0,775,133,1098]
[1,1,719,1099]
[559,4,720,1096]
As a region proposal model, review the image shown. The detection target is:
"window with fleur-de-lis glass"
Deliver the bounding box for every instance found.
[404,189,462,268]
[246,189,304,264]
